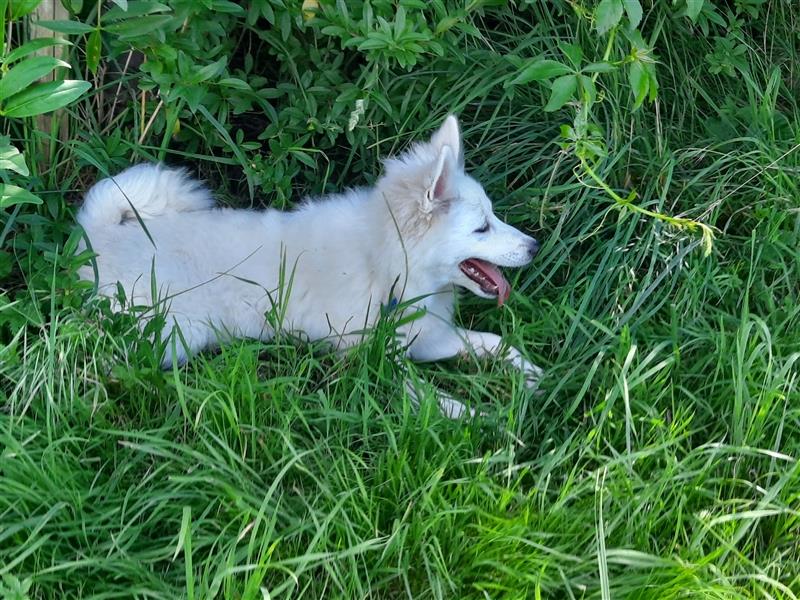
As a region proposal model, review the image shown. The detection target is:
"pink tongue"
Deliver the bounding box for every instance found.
[467,258,511,307]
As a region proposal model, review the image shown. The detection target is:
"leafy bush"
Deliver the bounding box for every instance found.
[1,0,798,598]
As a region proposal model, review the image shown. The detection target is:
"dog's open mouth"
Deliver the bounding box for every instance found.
[459,258,511,306]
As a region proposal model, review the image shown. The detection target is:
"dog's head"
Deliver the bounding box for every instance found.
[381,115,540,306]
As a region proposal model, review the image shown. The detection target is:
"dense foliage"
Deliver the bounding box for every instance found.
[1,0,798,598]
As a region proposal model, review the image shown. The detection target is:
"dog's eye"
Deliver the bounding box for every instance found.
[474,221,490,234]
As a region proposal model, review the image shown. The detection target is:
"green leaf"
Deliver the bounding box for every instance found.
[580,74,597,105]
[560,43,583,68]
[645,62,659,101]
[628,60,648,108]
[0,0,6,52]
[508,59,572,86]
[104,1,171,21]
[544,74,577,112]
[1,79,91,118]
[86,29,102,74]
[219,77,251,90]
[279,9,290,41]
[10,0,41,18]
[172,84,206,112]
[0,143,29,176]
[435,16,459,35]
[211,0,244,13]
[595,0,624,35]
[4,38,71,65]
[0,0,8,53]
[582,140,608,160]
[394,6,406,38]
[196,104,253,198]
[186,57,228,84]
[0,250,12,279]
[358,34,390,51]
[111,0,128,8]
[684,0,704,22]
[0,183,42,208]
[172,505,192,560]
[582,62,617,74]
[260,0,275,23]
[291,149,316,168]
[0,55,70,101]
[104,15,174,37]
[622,0,643,28]
[36,19,94,34]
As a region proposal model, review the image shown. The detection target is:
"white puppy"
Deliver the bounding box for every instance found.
[78,115,543,416]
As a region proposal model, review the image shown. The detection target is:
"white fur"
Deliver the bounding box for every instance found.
[77,115,543,417]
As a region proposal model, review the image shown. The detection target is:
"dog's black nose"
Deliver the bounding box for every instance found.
[528,238,540,258]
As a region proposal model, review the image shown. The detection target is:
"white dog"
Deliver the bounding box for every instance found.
[77,115,543,417]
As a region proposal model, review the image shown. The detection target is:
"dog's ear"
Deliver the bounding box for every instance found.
[430,115,463,166]
[421,116,462,215]
[422,144,457,215]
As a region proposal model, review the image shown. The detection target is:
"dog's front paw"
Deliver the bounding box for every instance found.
[506,347,544,392]
[438,390,480,419]
[522,360,544,392]
[405,379,482,419]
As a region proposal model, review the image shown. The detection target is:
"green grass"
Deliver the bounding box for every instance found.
[2,2,800,598]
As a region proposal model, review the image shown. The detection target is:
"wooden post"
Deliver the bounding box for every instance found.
[32,0,70,161]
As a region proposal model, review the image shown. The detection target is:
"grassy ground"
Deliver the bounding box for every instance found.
[1,2,800,598]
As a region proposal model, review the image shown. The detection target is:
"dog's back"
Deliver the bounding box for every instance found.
[77,163,392,365]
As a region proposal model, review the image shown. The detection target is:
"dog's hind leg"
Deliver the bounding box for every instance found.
[160,317,214,368]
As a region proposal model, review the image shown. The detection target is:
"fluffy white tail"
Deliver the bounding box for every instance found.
[77,163,215,231]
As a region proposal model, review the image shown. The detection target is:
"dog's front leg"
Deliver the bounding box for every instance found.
[402,379,475,419]
[457,329,543,391]
[409,327,543,391]
[404,326,479,418]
